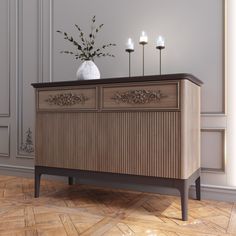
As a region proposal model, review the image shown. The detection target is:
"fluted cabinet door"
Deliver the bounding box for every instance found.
[36,111,181,178]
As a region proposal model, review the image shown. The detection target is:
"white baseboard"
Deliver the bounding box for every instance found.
[0,164,235,203]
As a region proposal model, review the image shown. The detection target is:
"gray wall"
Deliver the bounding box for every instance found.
[0,0,228,195]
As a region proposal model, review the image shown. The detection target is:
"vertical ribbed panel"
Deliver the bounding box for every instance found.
[36,112,181,178]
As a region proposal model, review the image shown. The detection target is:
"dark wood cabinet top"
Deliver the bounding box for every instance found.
[32,73,203,88]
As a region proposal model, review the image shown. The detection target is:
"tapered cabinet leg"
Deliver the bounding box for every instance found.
[179,181,189,221]
[35,171,41,198]
[195,176,201,200]
[68,177,74,185]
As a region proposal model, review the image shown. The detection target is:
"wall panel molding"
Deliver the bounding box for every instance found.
[15,0,29,158]
[49,0,54,82]
[39,0,54,83]
[0,0,11,117]
[201,128,226,173]
[16,0,35,159]
[0,125,10,157]
[201,0,227,115]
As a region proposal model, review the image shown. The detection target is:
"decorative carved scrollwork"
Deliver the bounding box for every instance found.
[45,92,88,106]
[20,128,34,153]
[111,89,166,104]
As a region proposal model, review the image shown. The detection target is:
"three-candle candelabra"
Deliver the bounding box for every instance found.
[125,32,165,77]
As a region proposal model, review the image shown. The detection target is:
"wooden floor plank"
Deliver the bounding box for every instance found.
[59,214,79,236]
[227,203,236,234]
[25,206,36,227]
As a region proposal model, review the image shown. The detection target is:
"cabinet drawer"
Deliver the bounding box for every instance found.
[37,87,97,111]
[101,82,179,110]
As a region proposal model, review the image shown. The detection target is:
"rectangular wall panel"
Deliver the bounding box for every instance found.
[0,126,10,157]
[0,0,10,116]
[16,0,37,158]
[201,129,225,172]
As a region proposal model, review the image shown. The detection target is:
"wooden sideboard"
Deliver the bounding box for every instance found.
[32,74,203,221]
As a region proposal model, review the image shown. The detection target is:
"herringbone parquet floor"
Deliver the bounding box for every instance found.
[0,175,235,236]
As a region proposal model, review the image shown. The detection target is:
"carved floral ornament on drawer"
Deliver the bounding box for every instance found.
[45,92,89,106]
[111,89,167,104]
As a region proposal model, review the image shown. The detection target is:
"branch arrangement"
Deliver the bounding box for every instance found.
[57,16,116,61]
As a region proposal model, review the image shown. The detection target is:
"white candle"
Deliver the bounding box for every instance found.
[139,31,148,43]
[156,35,165,47]
[126,38,134,50]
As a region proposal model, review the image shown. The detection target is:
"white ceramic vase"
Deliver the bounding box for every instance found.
[76,60,100,80]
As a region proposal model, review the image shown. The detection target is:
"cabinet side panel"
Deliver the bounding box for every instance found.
[36,112,181,178]
[181,80,201,179]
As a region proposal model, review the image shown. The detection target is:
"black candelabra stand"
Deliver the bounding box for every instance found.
[156,45,165,75]
[125,48,134,77]
[139,41,147,76]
